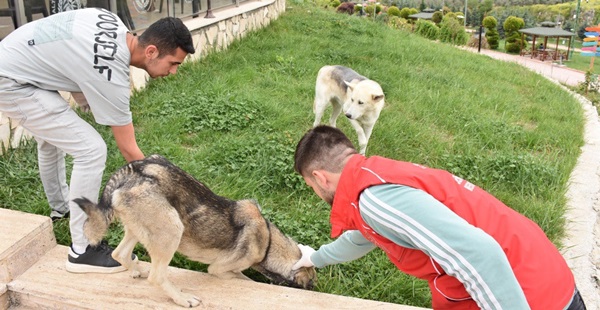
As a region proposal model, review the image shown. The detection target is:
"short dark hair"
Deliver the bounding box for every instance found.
[138,17,195,57]
[294,125,357,177]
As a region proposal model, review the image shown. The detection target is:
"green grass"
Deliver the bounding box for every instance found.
[0,1,585,308]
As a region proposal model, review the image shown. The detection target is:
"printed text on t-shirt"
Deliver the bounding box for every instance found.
[93,9,120,81]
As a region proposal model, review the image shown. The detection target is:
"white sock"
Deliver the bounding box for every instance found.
[72,244,88,255]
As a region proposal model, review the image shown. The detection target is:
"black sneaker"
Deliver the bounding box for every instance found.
[50,210,70,222]
[65,240,136,274]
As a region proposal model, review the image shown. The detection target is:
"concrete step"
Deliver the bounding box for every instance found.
[8,245,426,309]
[1,208,429,310]
[1,208,56,309]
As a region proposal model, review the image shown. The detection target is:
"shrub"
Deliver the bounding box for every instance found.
[399,7,412,19]
[387,16,410,30]
[330,0,341,7]
[486,28,500,50]
[414,19,439,40]
[336,1,355,14]
[503,16,524,36]
[482,15,497,29]
[445,11,458,20]
[467,35,490,49]
[354,3,362,13]
[503,16,526,54]
[374,12,388,23]
[364,3,382,15]
[386,5,400,17]
[439,16,468,45]
[432,11,442,24]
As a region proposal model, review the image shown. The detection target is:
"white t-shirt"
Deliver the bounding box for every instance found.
[0,8,132,126]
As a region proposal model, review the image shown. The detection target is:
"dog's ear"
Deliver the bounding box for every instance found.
[372,94,384,102]
[344,80,357,91]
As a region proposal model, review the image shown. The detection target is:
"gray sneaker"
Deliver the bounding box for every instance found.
[65,240,136,274]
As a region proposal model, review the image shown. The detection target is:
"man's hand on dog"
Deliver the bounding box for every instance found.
[292,244,316,270]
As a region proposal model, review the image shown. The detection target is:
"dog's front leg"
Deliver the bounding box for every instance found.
[362,122,375,152]
[149,253,202,307]
[349,119,369,155]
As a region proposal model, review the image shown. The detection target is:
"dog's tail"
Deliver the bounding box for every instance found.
[73,197,114,246]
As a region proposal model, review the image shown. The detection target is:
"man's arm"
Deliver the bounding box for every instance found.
[360,184,530,310]
[310,230,376,268]
[111,123,144,162]
[293,229,376,270]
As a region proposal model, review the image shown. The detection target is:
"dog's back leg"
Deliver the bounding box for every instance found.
[329,99,342,128]
[118,192,201,307]
[146,206,201,307]
[207,200,268,281]
[112,227,145,278]
[313,96,326,127]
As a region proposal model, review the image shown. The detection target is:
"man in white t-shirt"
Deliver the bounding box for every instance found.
[0,8,195,273]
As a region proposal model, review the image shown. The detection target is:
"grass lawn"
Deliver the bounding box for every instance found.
[0,1,586,308]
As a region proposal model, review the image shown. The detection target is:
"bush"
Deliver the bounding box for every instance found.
[432,11,442,24]
[387,16,410,30]
[364,3,382,15]
[486,28,500,50]
[386,5,400,17]
[354,3,362,13]
[439,16,468,45]
[503,16,524,35]
[505,42,523,53]
[336,2,355,14]
[503,16,526,54]
[415,19,439,40]
[374,12,388,23]
[482,15,497,29]
[467,35,490,49]
[330,0,341,7]
[399,7,412,19]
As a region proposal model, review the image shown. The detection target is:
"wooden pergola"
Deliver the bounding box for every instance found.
[519,26,576,61]
[408,8,435,20]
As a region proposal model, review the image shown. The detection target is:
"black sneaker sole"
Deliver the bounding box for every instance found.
[65,256,138,274]
[51,211,70,222]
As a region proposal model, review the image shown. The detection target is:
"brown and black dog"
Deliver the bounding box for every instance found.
[75,154,317,307]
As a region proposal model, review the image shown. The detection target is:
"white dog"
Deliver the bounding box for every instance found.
[313,65,385,155]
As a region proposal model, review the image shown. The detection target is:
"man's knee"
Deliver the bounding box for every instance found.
[79,136,107,164]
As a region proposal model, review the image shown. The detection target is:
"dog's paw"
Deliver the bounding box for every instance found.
[131,268,149,278]
[174,293,202,308]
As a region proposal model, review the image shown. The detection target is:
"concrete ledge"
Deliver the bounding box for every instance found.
[1,284,8,310]
[0,209,56,284]
[7,245,427,309]
[0,208,429,309]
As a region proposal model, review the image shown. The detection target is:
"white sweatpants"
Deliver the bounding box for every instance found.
[0,77,106,252]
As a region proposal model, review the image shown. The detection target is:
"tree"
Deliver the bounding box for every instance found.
[503,16,526,53]
[483,16,500,49]
[479,0,493,15]
[503,15,525,35]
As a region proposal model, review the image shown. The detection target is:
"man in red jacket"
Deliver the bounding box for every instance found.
[292,125,586,310]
